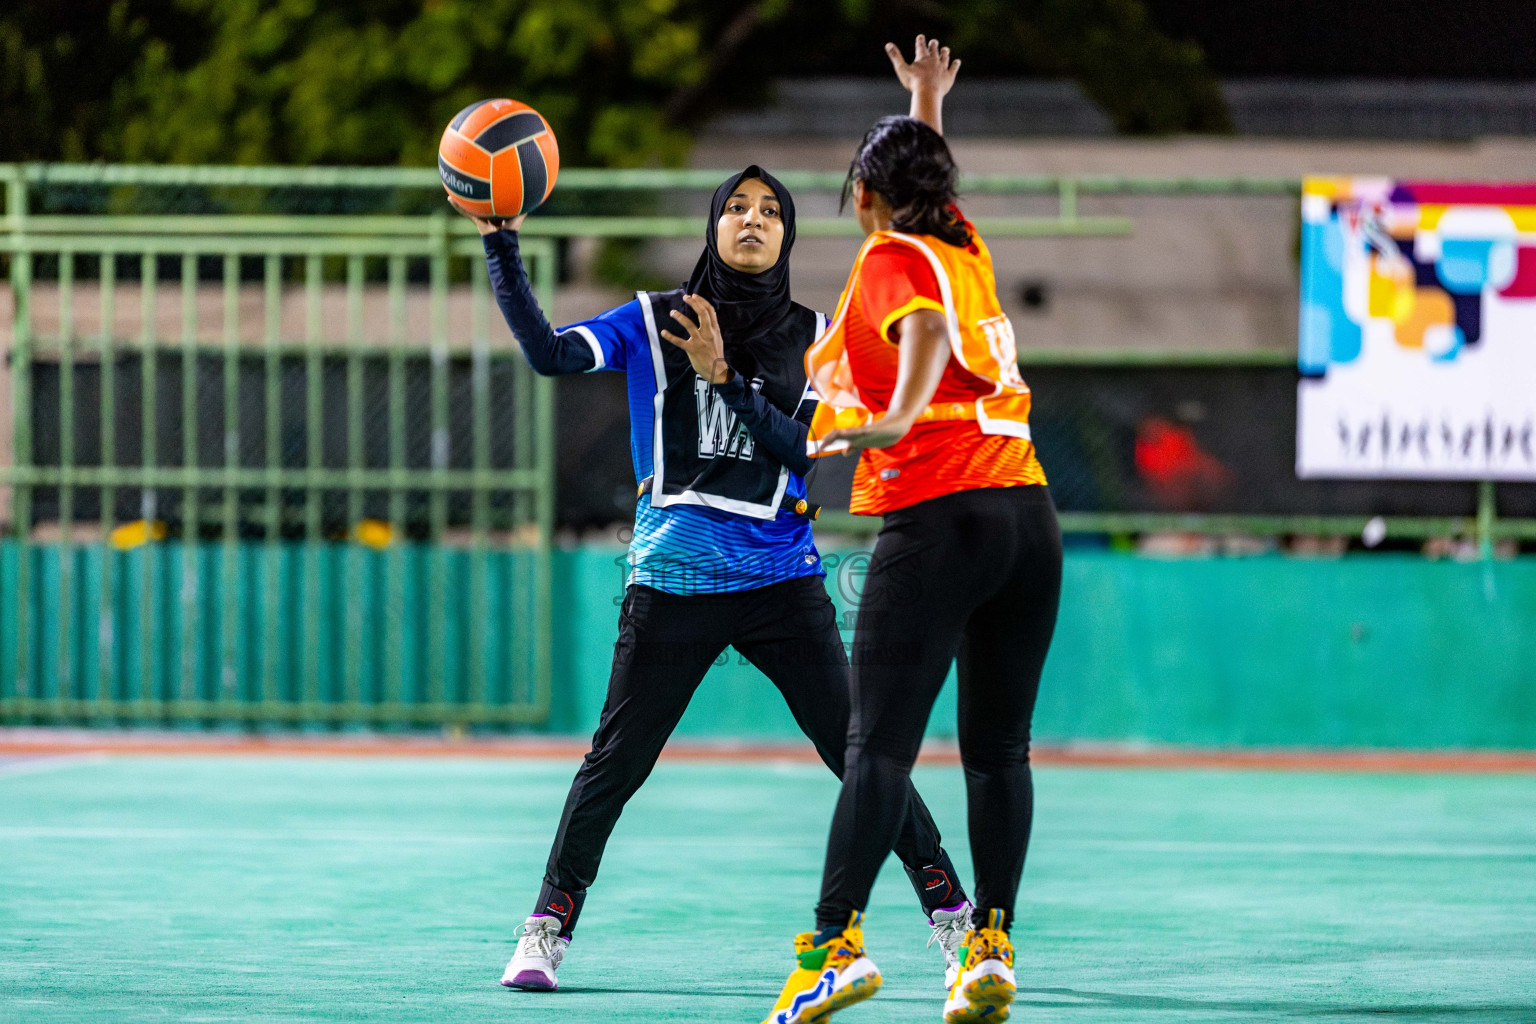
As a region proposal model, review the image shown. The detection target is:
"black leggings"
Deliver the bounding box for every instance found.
[541,575,950,935]
[817,485,1062,931]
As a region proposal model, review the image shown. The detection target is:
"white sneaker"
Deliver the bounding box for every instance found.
[501,915,569,991]
[927,902,973,990]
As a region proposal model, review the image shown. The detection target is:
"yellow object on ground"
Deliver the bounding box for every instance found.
[109,520,167,550]
[354,519,395,549]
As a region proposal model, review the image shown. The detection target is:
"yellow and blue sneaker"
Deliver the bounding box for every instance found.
[762,912,882,1024]
[942,909,1016,1023]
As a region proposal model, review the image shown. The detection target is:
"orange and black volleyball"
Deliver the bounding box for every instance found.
[438,99,559,220]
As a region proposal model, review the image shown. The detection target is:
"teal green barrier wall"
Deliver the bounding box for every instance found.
[550,546,1536,749]
[5,541,1534,747]
[0,541,536,708]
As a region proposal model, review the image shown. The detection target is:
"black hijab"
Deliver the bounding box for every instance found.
[684,165,797,348]
[642,165,817,512]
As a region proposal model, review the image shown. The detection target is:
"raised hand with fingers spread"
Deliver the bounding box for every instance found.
[885,34,961,132]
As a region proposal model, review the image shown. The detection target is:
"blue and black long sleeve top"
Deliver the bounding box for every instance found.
[483,230,825,594]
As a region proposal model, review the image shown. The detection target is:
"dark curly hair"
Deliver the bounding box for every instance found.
[841,115,971,248]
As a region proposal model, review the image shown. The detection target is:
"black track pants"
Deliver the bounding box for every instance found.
[817,485,1062,931]
[541,575,948,934]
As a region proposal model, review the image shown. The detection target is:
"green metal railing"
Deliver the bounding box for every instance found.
[3,166,563,726]
[2,163,1304,238]
[2,164,1527,727]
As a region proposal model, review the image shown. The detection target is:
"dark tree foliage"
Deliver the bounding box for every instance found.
[719,0,1232,135]
[0,0,197,161]
[1,0,1231,165]
[1142,0,1535,79]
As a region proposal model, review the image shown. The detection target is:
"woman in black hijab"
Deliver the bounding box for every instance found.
[467,157,969,992]
[647,165,823,517]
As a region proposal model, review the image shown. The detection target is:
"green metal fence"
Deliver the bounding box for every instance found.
[2,161,1193,238]
[3,167,559,726]
[2,164,1530,729]
[0,160,1161,729]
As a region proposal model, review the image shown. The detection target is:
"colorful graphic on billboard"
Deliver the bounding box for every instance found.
[1297,177,1536,480]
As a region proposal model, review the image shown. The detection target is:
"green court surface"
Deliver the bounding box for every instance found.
[2,756,1534,1023]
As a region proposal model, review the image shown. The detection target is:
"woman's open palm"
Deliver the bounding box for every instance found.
[886,35,960,97]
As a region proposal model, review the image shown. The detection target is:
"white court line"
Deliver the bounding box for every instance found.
[0,754,109,781]
[0,827,1530,858]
